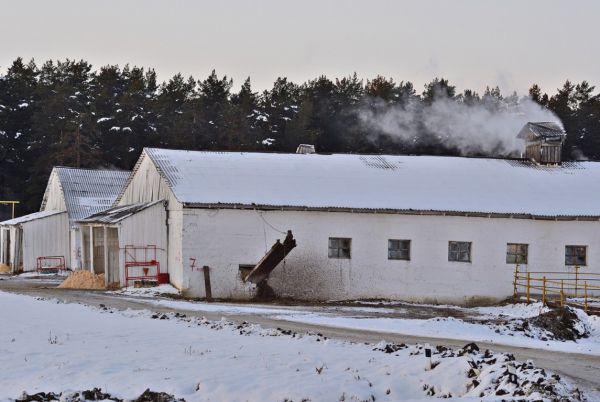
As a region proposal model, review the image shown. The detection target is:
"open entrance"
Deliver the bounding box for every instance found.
[92,227,105,274]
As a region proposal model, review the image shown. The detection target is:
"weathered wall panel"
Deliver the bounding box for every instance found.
[117,202,168,286]
[180,208,600,303]
[118,153,178,208]
[40,170,67,213]
[21,212,70,271]
[168,209,184,289]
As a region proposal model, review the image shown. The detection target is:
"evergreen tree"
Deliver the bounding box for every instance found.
[197,70,233,149]
[0,58,38,207]
[228,77,259,150]
[154,73,197,149]
[548,80,578,159]
[422,78,456,102]
[258,77,300,151]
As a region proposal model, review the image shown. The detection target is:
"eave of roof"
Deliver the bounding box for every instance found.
[0,210,66,226]
[79,200,164,224]
[182,202,600,221]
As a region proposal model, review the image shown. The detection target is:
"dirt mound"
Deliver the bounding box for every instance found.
[0,263,10,274]
[133,389,184,402]
[58,271,106,290]
[16,388,183,402]
[253,280,277,301]
[529,306,589,341]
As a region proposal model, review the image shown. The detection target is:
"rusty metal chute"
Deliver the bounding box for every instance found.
[244,230,296,284]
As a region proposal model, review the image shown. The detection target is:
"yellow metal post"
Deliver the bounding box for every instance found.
[526,272,531,304]
[0,201,19,219]
[513,265,519,299]
[575,265,579,298]
[560,290,565,307]
[561,279,564,300]
[584,282,588,313]
[542,276,547,305]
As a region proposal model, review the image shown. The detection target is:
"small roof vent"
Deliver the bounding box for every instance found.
[518,122,566,165]
[296,144,316,154]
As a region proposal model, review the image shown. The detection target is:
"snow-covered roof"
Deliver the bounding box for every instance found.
[79,200,163,224]
[0,210,65,226]
[518,122,565,142]
[49,167,130,221]
[142,148,600,219]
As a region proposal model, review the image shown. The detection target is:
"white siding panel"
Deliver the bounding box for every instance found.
[179,209,600,303]
[40,170,67,213]
[9,226,21,271]
[21,212,70,271]
[118,202,168,286]
[168,209,184,289]
[118,154,176,207]
[70,227,82,270]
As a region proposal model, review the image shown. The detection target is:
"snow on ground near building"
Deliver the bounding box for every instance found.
[15,272,68,280]
[109,284,181,296]
[0,291,586,401]
[127,298,600,356]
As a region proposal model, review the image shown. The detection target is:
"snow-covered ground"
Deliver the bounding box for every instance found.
[122,297,600,356]
[17,271,68,279]
[109,283,181,296]
[0,291,587,401]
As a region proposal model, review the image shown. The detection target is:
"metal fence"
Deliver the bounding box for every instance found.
[513,265,600,313]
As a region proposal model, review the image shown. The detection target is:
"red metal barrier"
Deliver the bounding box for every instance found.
[124,245,161,286]
[36,256,66,273]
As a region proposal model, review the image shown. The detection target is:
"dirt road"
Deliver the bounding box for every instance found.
[2,276,599,398]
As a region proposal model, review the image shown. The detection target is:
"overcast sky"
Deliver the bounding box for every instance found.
[1,0,598,95]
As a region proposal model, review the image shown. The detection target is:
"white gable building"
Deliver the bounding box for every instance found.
[0,167,129,273]
[81,143,600,304]
[0,211,69,273]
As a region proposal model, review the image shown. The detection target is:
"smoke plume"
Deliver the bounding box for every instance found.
[356,96,562,157]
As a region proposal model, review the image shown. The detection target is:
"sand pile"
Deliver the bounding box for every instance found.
[58,271,106,289]
[0,263,10,274]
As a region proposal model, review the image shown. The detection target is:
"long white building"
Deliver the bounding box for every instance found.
[80,124,600,303]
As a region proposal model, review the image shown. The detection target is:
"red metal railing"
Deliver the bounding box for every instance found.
[124,245,160,286]
[36,256,66,273]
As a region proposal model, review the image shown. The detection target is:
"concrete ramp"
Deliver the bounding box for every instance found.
[244,230,296,284]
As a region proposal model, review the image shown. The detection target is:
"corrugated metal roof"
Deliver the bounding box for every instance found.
[517,122,565,141]
[54,167,130,221]
[79,200,164,224]
[142,147,600,218]
[0,210,65,226]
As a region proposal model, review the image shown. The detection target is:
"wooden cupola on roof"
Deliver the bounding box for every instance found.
[517,122,566,165]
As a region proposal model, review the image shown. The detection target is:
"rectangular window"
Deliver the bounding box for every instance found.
[388,239,410,260]
[506,243,528,264]
[448,241,471,262]
[328,237,351,259]
[565,245,587,266]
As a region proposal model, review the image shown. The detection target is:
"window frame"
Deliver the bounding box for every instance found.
[388,239,411,261]
[506,243,528,264]
[328,237,352,259]
[448,241,472,263]
[565,245,587,266]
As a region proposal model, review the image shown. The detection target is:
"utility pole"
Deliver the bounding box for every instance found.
[0,201,20,219]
